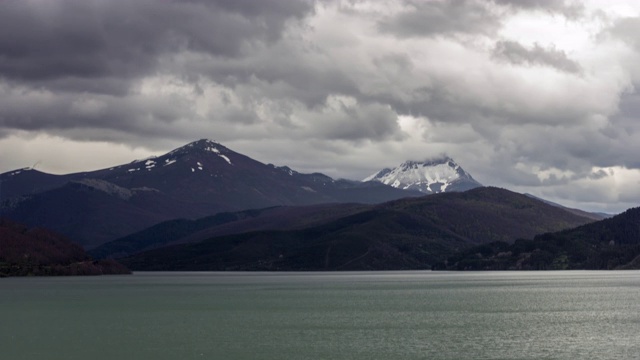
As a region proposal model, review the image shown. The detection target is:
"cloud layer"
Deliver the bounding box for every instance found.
[1,0,640,213]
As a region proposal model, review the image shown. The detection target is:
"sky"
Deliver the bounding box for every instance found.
[1,0,640,214]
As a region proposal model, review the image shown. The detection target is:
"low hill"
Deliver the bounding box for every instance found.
[436,207,640,270]
[0,219,130,277]
[90,203,368,259]
[120,187,596,271]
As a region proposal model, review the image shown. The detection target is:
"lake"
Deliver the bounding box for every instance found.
[1,271,639,359]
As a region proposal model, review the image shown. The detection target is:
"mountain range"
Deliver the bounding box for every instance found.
[3,138,626,272]
[1,139,429,248]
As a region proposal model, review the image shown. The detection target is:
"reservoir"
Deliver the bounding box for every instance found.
[1,271,639,359]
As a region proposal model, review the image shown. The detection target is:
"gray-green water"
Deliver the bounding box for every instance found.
[1,271,640,360]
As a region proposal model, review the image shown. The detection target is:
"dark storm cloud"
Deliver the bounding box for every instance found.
[491,0,584,17]
[0,85,201,143]
[377,0,500,38]
[0,0,315,92]
[0,0,638,213]
[603,16,640,169]
[362,79,588,133]
[309,101,405,141]
[0,0,318,143]
[191,53,360,109]
[364,85,487,125]
[602,91,640,169]
[615,92,640,135]
[609,16,640,50]
[589,169,610,180]
[492,40,582,73]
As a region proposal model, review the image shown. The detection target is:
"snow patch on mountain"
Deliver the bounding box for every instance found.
[168,139,219,155]
[145,160,156,170]
[6,168,33,176]
[364,157,481,194]
[218,154,232,165]
[75,179,134,200]
[163,139,233,165]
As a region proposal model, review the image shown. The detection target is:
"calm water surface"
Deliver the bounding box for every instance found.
[1,271,640,360]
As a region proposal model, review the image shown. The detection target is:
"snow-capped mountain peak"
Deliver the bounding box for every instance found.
[364,157,481,194]
[168,139,223,154]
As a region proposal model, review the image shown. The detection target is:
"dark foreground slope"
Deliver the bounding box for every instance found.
[0,219,130,277]
[437,206,640,270]
[120,187,596,271]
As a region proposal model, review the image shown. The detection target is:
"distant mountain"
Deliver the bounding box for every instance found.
[0,218,130,277]
[524,193,609,221]
[1,139,422,248]
[118,187,597,271]
[436,206,640,270]
[364,157,481,194]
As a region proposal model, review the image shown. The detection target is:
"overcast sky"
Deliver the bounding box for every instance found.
[1,0,640,213]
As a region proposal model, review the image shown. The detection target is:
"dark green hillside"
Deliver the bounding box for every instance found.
[121,187,596,271]
[437,207,640,270]
[121,208,466,271]
[88,210,260,259]
[90,203,369,259]
[0,219,130,276]
[382,187,593,244]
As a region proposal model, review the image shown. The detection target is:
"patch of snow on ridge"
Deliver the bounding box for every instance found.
[164,159,177,166]
[441,182,450,192]
[131,155,157,164]
[219,154,232,165]
[6,167,34,176]
[132,186,159,193]
[75,179,133,200]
